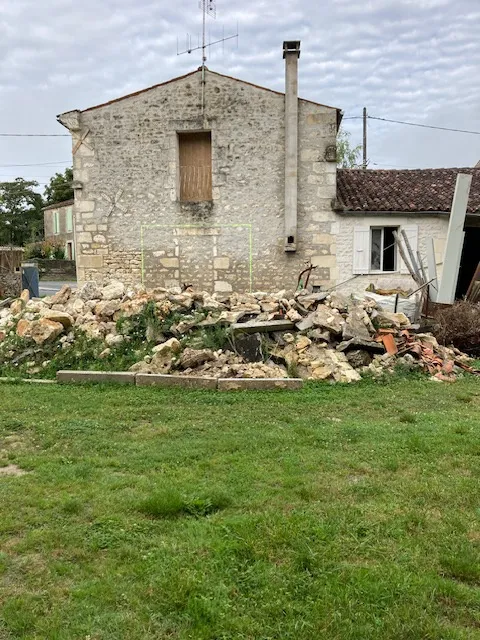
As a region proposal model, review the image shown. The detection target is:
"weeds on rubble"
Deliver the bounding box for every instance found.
[116,300,164,341]
[191,324,232,352]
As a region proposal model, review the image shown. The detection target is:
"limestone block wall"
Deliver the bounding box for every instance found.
[61,69,338,292]
[335,213,449,295]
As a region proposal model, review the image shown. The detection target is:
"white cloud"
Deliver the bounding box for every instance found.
[0,0,478,185]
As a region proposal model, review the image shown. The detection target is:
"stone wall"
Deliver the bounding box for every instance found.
[60,69,338,291]
[0,271,21,298]
[44,204,75,252]
[37,259,77,280]
[335,213,449,295]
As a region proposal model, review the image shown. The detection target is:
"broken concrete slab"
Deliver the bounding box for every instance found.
[136,374,217,389]
[217,377,303,391]
[231,319,294,334]
[57,370,136,384]
[336,338,385,353]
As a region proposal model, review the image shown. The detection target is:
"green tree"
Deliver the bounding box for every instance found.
[44,167,73,205]
[337,128,363,168]
[0,178,44,246]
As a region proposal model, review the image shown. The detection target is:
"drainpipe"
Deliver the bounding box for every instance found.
[283,40,300,252]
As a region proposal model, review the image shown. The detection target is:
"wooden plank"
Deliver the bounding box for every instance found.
[179,132,212,202]
[393,231,422,286]
[401,229,423,283]
[231,319,295,334]
[426,238,439,302]
[437,173,472,304]
[466,261,480,300]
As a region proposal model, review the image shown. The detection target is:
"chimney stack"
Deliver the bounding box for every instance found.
[283,40,300,252]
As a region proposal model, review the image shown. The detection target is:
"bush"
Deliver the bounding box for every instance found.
[24,240,66,260]
[433,300,480,356]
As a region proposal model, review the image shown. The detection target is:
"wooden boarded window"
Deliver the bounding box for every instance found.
[178,132,212,202]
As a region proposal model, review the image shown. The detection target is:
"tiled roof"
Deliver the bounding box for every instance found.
[42,199,74,211]
[336,168,480,214]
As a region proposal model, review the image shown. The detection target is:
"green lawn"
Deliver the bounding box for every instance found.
[0,377,479,639]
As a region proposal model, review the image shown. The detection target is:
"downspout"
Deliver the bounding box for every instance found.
[283,40,301,252]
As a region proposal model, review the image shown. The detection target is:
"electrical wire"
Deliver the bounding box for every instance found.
[368,115,480,135]
[0,161,71,167]
[0,133,69,137]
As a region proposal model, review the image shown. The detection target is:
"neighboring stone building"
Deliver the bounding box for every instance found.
[57,41,341,292]
[335,167,480,298]
[43,199,75,260]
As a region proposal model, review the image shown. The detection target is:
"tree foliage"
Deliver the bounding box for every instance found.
[0,178,44,246]
[43,168,73,206]
[337,128,363,168]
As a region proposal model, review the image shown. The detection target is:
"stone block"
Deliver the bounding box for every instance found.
[77,232,92,243]
[217,378,303,391]
[136,374,217,389]
[160,257,179,268]
[57,370,136,385]
[213,257,230,270]
[78,255,104,268]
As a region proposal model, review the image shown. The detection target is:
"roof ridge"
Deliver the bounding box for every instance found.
[73,67,340,114]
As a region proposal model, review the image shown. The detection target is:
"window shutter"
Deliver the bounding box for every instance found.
[353,226,370,274]
[399,225,418,274]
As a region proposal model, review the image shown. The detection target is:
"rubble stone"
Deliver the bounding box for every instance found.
[102,280,125,301]
[31,319,64,345]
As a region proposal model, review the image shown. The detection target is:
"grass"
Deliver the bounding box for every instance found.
[0,376,479,639]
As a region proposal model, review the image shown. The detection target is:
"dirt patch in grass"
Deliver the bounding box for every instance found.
[0,464,27,476]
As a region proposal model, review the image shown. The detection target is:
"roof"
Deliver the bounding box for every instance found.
[42,199,74,211]
[336,168,480,214]
[75,68,341,115]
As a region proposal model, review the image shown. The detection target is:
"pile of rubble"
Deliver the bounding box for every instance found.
[0,280,476,382]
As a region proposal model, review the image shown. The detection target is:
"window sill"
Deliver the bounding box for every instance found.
[368,270,400,275]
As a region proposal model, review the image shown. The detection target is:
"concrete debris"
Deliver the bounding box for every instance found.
[0,282,477,383]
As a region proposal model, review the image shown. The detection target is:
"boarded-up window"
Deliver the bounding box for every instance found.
[178,132,212,202]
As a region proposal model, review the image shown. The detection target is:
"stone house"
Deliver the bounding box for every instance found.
[57,39,480,298]
[43,199,76,260]
[57,41,341,292]
[335,168,480,298]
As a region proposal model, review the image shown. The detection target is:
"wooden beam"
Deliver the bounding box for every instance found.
[437,173,472,304]
[426,238,439,302]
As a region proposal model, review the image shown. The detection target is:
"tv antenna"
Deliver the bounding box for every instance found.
[177,0,238,67]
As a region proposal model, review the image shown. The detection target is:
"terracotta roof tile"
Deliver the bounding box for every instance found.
[336,168,480,214]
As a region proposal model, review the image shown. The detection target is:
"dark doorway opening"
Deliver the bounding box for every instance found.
[456,226,480,298]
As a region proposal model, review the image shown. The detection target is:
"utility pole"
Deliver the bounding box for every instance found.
[362,107,367,170]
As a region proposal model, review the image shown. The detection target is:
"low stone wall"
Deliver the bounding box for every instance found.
[37,259,76,280]
[0,271,21,298]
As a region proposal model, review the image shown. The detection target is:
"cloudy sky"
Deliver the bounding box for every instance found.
[0,0,479,191]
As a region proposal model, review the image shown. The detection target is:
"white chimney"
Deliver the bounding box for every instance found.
[283,40,300,252]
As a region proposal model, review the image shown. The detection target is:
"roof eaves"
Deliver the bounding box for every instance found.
[42,199,74,211]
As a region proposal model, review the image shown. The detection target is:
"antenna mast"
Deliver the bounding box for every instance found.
[177,1,238,123]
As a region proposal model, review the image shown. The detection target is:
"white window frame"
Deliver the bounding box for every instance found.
[369,226,398,273]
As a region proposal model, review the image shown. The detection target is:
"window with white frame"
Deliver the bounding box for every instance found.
[353,224,418,275]
[370,226,397,272]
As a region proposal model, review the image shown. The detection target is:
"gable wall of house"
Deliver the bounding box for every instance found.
[68,69,338,292]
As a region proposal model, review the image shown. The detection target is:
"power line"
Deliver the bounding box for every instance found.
[342,114,480,135]
[0,133,69,137]
[368,115,480,135]
[0,160,71,167]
